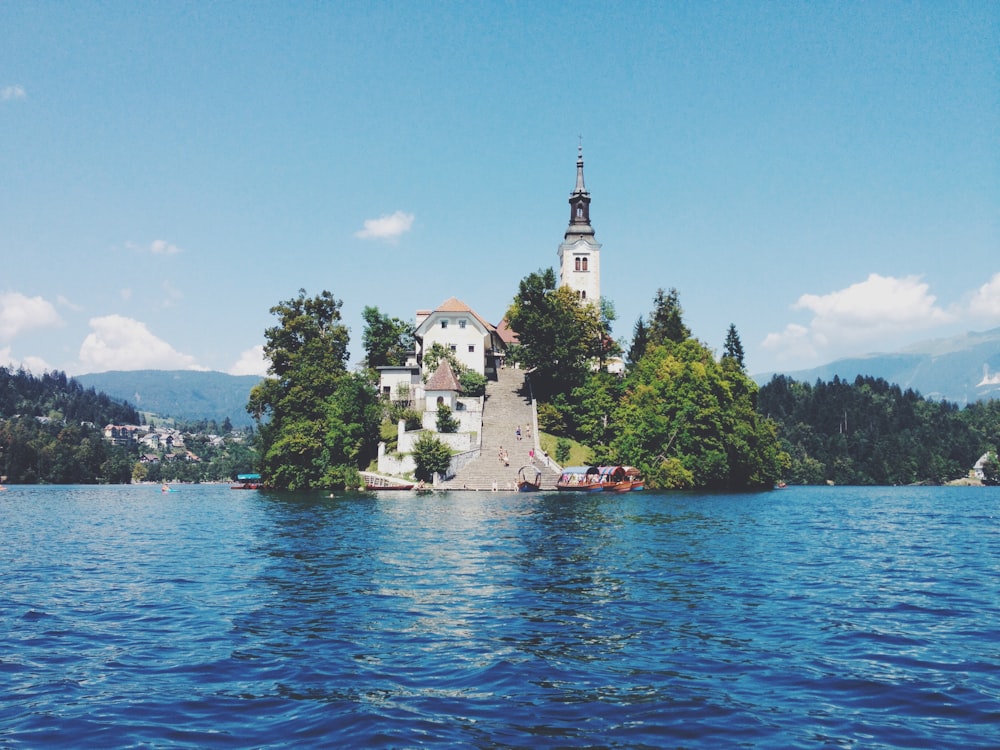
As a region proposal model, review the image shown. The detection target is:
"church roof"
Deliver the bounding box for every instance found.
[425,359,461,392]
[495,318,519,345]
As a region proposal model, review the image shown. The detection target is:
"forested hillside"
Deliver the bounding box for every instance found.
[759,374,993,485]
[0,367,140,483]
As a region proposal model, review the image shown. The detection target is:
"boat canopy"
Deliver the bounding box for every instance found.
[597,466,626,482]
[237,473,261,481]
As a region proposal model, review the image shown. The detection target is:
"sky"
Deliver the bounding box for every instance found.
[1,1,997,378]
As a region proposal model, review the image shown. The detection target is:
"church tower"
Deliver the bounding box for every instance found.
[558,144,601,305]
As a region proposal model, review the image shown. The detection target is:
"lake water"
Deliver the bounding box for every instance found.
[1,484,998,748]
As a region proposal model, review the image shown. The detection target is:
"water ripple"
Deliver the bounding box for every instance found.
[1,484,998,747]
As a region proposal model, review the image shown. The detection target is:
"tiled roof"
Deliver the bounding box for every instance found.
[495,317,519,344]
[433,297,496,332]
[425,360,461,392]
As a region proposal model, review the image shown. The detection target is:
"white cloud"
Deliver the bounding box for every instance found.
[1,85,26,101]
[149,239,183,255]
[78,314,205,372]
[762,274,955,366]
[966,272,1000,319]
[228,345,269,377]
[354,211,415,241]
[0,292,63,341]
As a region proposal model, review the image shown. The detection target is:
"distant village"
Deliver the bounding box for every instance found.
[103,423,251,466]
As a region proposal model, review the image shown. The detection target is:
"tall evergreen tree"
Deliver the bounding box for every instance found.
[627,317,648,367]
[722,323,746,369]
[647,288,691,346]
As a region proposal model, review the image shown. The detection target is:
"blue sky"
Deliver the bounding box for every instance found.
[2,1,997,378]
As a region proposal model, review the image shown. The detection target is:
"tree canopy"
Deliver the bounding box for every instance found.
[605,339,786,489]
[504,268,606,400]
[361,306,414,369]
[248,289,380,489]
[758,374,982,485]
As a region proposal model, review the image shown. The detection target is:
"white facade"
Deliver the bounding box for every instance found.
[414,298,500,377]
[558,237,602,304]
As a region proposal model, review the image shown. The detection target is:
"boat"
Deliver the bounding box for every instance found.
[516,465,543,492]
[230,473,262,490]
[556,466,603,491]
[617,466,645,492]
[599,465,626,491]
[359,471,415,491]
[557,465,644,492]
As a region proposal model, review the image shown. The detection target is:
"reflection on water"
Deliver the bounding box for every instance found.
[1,484,999,748]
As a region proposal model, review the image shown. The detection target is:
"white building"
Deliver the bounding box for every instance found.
[414,297,505,378]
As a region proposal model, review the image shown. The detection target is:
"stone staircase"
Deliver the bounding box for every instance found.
[438,368,561,491]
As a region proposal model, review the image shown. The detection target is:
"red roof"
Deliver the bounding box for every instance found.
[425,360,461,391]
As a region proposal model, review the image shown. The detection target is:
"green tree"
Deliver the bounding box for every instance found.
[458,369,487,397]
[555,438,571,464]
[505,268,604,400]
[436,403,459,433]
[247,289,380,490]
[609,339,785,490]
[723,323,745,369]
[627,317,648,367]
[647,288,690,346]
[412,432,452,481]
[362,306,414,369]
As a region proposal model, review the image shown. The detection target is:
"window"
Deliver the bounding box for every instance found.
[468,345,475,353]
[450,345,457,352]
[459,319,467,329]
[575,256,588,272]
[580,290,587,299]
[440,320,448,329]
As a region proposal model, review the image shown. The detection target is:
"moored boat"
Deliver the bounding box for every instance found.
[516,465,543,492]
[230,473,262,490]
[360,471,415,491]
[619,466,644,491]
[556,466,603,491]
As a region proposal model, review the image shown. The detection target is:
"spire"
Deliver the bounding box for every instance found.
[574,141,587,193]
[566,141,594,239]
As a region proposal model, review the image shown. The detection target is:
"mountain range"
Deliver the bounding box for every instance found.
[753,327,1000,405]
[71,327,1000,426]
[73,370,262,428]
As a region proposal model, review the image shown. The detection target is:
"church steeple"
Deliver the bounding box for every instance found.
[565,143,594,240]
[557,143,601,304]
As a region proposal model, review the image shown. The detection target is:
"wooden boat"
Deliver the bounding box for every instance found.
[359,471,415,491]
[516,465,543,492]
[599,465,627,491]
[615,466,644,492]
[556,466,602,491]
[230,473,262,490]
